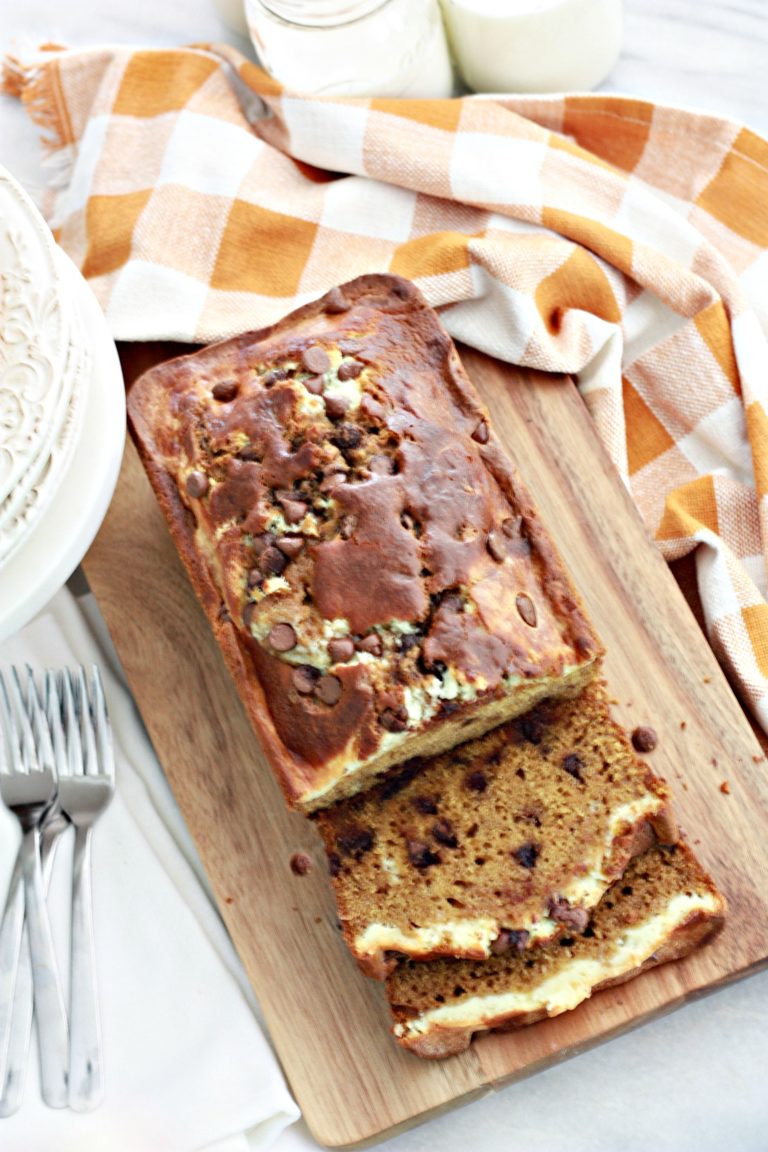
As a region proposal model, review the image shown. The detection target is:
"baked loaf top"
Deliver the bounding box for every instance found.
[387,842,726,1057]
[128,275,600,811]
[316,682,677,978]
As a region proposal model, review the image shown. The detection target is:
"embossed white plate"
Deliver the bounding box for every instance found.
[0,167,72,508]
[0,249,125,642]
[0,291,89,560]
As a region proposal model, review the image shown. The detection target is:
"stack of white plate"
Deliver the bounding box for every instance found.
[0,167,126,642]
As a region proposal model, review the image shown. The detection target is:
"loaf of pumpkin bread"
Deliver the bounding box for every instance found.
[128,275,601,811]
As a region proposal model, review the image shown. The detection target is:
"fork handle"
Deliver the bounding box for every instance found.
[68,825,103,1111]
[0,828,66,1116]
[20,826,69,1108]
[0,852,25,1090]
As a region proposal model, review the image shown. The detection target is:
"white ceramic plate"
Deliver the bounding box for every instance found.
[0,250,125,643]
[0,167,73,510]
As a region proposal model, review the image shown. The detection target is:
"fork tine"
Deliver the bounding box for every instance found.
[59,669,81,778]
[9,669,35,774]
[90,666,114,783]
[0,672,14,774]
[44,670,67,782]
[24,667,55,776]
[74,667,98,778]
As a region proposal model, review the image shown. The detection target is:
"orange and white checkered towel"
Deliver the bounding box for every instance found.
[5,44,768,733]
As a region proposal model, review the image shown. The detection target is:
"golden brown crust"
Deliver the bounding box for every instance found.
[128,274,601,811]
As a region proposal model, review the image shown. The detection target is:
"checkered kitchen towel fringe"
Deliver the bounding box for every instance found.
[5,44,768,732]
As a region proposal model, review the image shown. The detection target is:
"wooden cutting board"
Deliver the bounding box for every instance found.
[83,347,768,1149]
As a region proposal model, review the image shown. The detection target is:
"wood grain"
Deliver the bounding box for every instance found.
[83,347,768,1148]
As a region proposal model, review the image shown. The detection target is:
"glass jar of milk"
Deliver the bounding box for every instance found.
[440,0,623,93]
[246,0,455,97]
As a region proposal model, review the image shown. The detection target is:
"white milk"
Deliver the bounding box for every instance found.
[211,0,249,36]
[440,0,623,93]
[245,0,455,97]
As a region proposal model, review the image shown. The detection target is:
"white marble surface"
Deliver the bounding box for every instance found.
[1,2,768,1149]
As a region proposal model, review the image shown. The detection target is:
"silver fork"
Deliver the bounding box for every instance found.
[0,668,69,1108]
[58,666,114,1111]
[0,670,70,1117]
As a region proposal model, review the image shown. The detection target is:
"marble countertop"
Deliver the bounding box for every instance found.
[1,2,767,1150]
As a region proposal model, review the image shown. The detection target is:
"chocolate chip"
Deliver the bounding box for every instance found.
[516,593,537,628]
[281,499,308,524]
[328,852,341,876]
[380,761,422,800]
[263,368,288,387]
[632,725,658,752]
[247,568,262,588]
[502,515,523,537]
[471,419,489,444]
[413,794,439,815]
[465,769,488,792]
[324,287,350,313]
[252,533,274,557]
[304,375,325,395]
[292,665,319,695]
[331,423,362,451]
[337,824,374,859]
[384,950,409,966]
[316,674,342,706]
[490,929,529,955]
[406,839,440,869]
[397,632,420,655]
[185,470,208,498]
[328,638,355,664]
[562,753,585,782]
[369,454,395,475]
[212,379,239,402]
[548,897,589,933]
[380,707,408,732]
[268,623,296,652]
[432,818,458,848]
[324,394,349,421]
[486,531,505,563]
[260,546,287,576]
[276,536,304,559]
[339,515,356,540]
[519,715,544,745]
[290,852,312,876]
[357,633,382,657]
[302,346,330,374]
[337,360,364,381]
[243,602,258,631]
[513,842,539,869]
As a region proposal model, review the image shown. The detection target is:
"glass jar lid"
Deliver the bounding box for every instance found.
[257,0,391,28]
